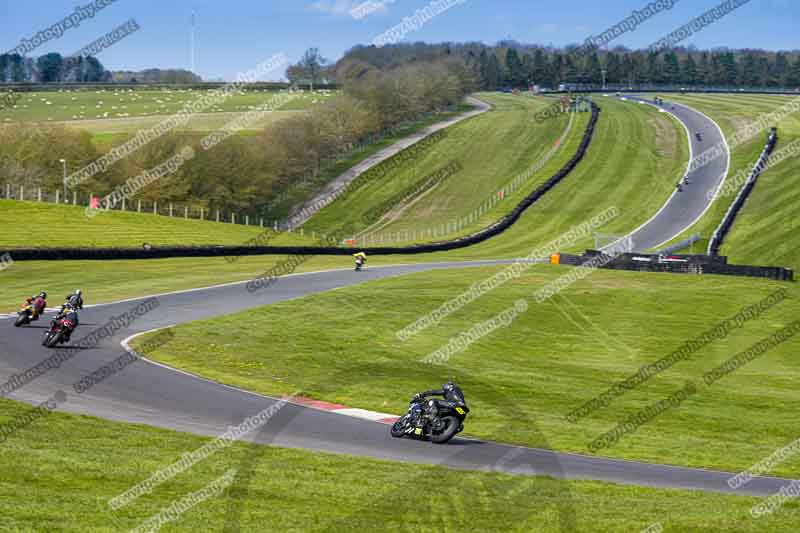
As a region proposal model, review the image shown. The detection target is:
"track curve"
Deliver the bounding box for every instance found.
[607,95,730,252]
[0,260,793,497]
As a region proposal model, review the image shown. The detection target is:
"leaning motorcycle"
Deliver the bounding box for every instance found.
[14,303,34,327]
[390,395,469,444]
[42,316,74,348]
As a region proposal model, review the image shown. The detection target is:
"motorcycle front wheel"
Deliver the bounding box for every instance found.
[14,314,29,327]
[46,329,65,348]
[390,417,408,438]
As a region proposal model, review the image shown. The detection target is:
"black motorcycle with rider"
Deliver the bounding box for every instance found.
[391,381,469,444]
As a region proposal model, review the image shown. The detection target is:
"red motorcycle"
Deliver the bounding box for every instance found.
[42,316,75,348]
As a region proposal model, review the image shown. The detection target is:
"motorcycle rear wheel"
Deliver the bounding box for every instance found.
[430,415,460,444]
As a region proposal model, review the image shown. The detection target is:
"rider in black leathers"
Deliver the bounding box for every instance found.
[64,289,84,311]
[414,381,467,421]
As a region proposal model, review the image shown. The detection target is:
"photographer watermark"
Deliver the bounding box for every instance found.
[130,469,237,533]
[397,206,619,341]
[66,53,287,189]
[109,399,289,510]
[69,18,140,58]
[421,299,528,365]
[649,0,752,54]
[3,0,120,57]
[351,0,397,19]
[582,0,680,55]
[85,148,195,218]
[373,0,466,47]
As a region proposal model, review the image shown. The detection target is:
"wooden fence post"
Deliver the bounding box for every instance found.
[138,200,142,213]
[55,189,60,204]
[72,191,77,205]
[154,201,158,215]
[185,206,188,219]
[216,210,220,222]
[38,188,42,202]
[169,203,173,217]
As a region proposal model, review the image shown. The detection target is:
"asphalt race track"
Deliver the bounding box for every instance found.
[609,95,730,252]
[0,260,793,497]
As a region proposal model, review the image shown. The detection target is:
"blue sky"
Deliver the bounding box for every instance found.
[1,0,797,81]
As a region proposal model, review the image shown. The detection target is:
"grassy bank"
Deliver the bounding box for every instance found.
[0,397,797,532]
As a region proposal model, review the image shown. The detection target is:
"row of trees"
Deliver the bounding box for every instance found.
[0,58,474,218]
[0,53,108,83]
[0,53,202,84]
[342,42,800,89]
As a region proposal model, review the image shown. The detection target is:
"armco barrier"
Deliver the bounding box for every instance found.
[4,105,600,261]
[708,129,778,256]
[558,250,793,282]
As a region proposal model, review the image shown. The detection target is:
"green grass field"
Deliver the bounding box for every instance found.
[135,265,800,478]
[1,397,797,532]
[0,199,319,249]
[0,87,333,125]
[646,94,800,270]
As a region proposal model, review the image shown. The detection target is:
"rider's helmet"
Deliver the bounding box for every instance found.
[443,381,456,393]
[38,291,47,299]
[75,289,81,296]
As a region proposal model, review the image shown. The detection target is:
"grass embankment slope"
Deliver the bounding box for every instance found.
[650,94,800,270]
[440,95,687,259]
[2,398,793,532]
[309,94,687,260]
[138,265,800,479]
[305,92,577,241]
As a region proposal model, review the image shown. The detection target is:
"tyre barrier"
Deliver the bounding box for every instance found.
[708,129,778,256]
[559,250,793,282]
[4,104,601,262]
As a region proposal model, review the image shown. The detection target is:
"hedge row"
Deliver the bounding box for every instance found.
[708,129,778,256]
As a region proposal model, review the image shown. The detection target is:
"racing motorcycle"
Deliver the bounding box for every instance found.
[42,315,75,348]
[390,395,469,444]
[355,257,364,271]
[14,303,34,327]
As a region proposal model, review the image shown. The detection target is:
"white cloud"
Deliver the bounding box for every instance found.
[307,0,391,19]
[307,0,360,16]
